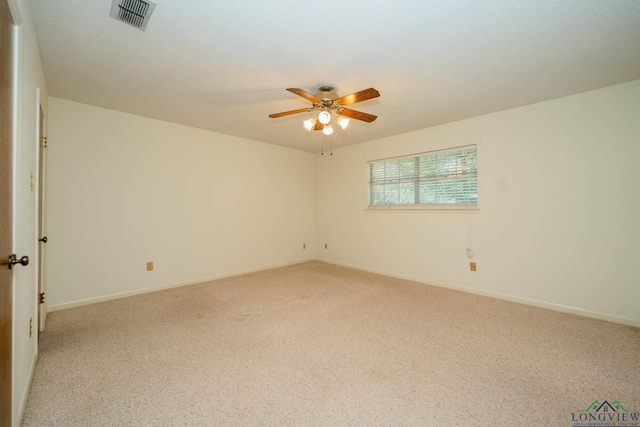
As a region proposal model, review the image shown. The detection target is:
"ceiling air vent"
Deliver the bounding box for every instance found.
[109,0,156,31]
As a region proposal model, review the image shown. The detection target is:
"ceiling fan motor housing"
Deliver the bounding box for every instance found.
[316,86,340,102]
[314,86,341,115]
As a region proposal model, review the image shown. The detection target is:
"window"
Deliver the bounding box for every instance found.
[368,145,477,209]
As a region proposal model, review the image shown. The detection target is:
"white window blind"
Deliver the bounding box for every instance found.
[368,145,477,209]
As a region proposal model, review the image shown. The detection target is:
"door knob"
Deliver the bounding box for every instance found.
[1,254,29,270]
[39,236,47,243]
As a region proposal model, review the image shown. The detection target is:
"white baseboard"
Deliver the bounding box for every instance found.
[15,350,37,427]
[48,258,316,312]
[316,258,640,329]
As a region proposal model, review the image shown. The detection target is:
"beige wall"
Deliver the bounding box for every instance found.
[46,98,316,308]
[316,80,640,326]
[46,80,640,328]
[11,0,48,424]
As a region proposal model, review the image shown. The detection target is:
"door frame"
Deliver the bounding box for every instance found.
[36,98,47,332]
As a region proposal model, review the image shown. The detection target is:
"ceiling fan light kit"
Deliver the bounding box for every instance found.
[269,86,380,136]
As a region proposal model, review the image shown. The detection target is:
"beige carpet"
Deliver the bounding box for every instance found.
[23,262,640,426]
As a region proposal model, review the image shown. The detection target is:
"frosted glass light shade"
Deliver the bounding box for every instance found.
[303,118,316,131]
[318,111,331,125]
[322,124,333,135]
[336,116,350,130]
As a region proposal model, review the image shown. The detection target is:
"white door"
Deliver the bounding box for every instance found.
[0,0,15,423]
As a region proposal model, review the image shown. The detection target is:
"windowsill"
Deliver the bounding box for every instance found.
[366,205,479,213]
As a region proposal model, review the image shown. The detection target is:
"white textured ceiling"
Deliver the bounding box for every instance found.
[30,0,640,152]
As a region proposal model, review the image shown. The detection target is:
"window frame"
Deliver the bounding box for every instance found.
[366,145,478,211]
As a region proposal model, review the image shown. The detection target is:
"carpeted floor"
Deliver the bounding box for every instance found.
[23,261,640,426]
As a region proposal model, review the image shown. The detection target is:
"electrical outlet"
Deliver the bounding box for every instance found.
[146,262,154,271]
[303,243,306,249]
[324,243,328,249]
[470,262,477,271]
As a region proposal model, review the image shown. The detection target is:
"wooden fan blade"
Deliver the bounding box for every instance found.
[286,88,322,103]
[339,108,377,123]
[268,108,309,119]
[336,88,380,105]
[314,120,323,131]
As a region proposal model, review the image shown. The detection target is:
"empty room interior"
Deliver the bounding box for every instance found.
[3,0,640,426]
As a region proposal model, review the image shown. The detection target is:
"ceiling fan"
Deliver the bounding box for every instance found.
[269,86,380,135]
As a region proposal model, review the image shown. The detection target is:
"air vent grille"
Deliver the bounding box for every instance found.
[109,0,156,31]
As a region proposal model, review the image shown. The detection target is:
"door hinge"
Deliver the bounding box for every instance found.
[40,136,48,148]
[39,292,45,304]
